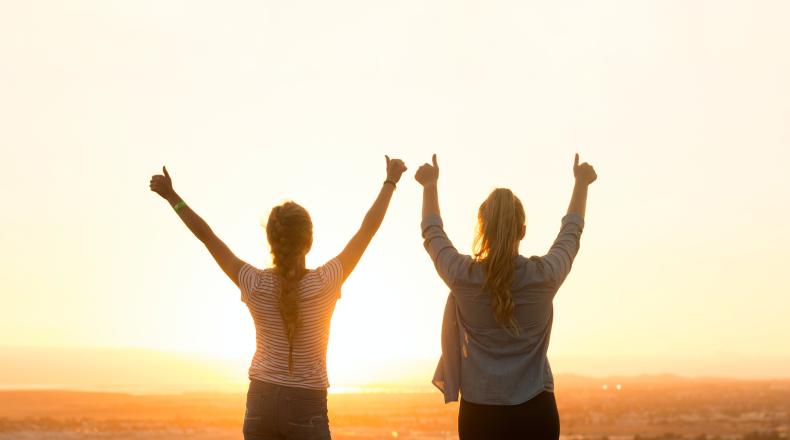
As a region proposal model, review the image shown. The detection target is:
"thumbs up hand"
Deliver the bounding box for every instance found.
[415,154,440,187]
[385,155,408,184]
[149,166,176,199]
[573,154,597,185]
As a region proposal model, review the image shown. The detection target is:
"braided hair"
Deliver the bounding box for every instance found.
[265,201,313,374]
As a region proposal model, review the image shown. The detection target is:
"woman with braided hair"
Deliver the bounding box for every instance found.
[416,153,597,440]
[149,155,408,440]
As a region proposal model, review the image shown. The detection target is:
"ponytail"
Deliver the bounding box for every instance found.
[473,188,526,335]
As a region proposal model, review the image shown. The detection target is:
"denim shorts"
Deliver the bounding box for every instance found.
[243,379,331,440]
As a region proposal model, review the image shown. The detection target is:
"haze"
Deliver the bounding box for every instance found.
[1,0,789,392]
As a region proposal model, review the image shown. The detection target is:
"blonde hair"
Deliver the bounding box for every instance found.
[265,201,313,373]
[473,188,526,334]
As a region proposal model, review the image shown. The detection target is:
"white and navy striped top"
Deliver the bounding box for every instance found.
[238,258,344,390]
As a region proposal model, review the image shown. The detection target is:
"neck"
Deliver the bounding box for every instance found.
[275,255,308,276]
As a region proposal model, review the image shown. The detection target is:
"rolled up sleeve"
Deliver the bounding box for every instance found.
[421,215,471,287]
[543,213,585,289]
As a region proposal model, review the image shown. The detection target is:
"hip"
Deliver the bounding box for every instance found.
[243,379,330,440]
[458,391,559,440]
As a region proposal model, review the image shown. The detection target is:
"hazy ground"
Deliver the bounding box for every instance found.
[0,376,788,439]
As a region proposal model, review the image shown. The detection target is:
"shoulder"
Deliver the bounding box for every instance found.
[240,265,277,290]
[314,257,343,283]
[238,263,258,285]
[522,255,545,266]
[522,255,551,274]
[513,255,555,289]
[446,255,483,287]
[239,264,267,303]
[308,257,344,299]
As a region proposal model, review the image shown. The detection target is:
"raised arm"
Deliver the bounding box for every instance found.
[567,153,597,218]
[543,154,597,288]
[150,166,246,287]
[417,154,441,220]
[415,154,470,287]
[336,156,407,281]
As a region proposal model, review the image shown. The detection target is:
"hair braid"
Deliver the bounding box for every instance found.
[265,202,313,374]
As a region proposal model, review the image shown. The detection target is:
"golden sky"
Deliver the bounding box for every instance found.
[1,1,789,391]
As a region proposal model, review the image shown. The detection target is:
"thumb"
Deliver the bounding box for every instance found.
[574,154,579,169]
[432,153,438,169]
[163,166,170,179]
[385,155,391,167]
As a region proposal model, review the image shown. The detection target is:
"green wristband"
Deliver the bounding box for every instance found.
[173,201,187,212]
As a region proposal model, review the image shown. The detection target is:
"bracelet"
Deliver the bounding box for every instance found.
[383,179,397,188]
[173,200,187,212]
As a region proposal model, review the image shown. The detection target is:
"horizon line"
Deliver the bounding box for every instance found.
[2,373,790,397]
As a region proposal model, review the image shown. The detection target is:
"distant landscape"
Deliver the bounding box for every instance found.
[3,0,790,438]
[1,375,787,440]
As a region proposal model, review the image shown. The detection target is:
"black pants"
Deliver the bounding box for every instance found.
[458,391,560,440]
[243,379,331,440]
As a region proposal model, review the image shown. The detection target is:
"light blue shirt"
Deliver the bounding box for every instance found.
[422,213,585,405]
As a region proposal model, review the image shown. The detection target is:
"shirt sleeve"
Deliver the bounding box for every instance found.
[238,263,259,303]
[542,213,585,290]
[317,257,344,299]
[421,215,473,288]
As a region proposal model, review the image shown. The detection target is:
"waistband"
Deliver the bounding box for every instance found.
[248,378,328,399]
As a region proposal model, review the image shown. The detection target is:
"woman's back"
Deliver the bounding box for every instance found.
[238,258,344,390]
[452,255,557,330]
[424,213,585,405]
[150,156,409,440]
[416,153,596,439]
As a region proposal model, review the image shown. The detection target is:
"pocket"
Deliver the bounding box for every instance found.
[242,392,267,436]
[287,396,330,439]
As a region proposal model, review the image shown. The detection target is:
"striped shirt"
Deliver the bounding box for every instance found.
[238,258,344,390]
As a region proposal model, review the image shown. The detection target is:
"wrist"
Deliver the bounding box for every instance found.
[165,192,181,206]
[422,181,438,189]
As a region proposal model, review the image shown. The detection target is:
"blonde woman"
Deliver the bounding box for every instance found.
[150,156,407,440]
[415,154,597,439]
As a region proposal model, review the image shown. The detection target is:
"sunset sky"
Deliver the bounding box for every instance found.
[1,1,789,392]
